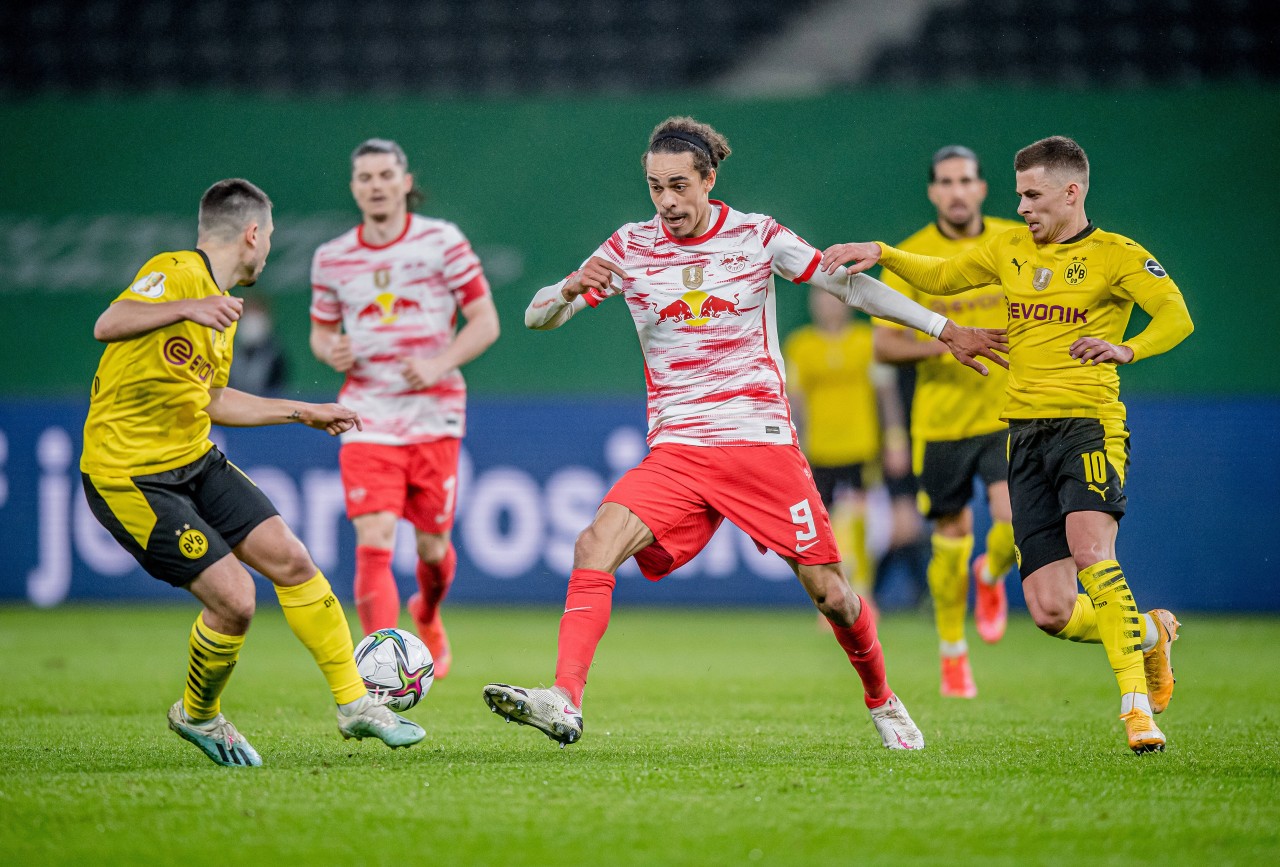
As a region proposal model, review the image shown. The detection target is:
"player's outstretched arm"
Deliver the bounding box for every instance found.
[820,242,884,275]
[94,296,244,342]
[525,256,629,330]
[206,387,363,435]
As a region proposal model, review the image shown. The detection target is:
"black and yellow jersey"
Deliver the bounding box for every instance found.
[783,321,880,466]
[877,223,1192,422]
[81,250,236,476]
[878,217,1022,441]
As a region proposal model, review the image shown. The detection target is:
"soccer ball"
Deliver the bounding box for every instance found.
[353,628,434,711]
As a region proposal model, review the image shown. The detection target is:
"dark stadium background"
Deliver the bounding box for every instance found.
[2,0,1276,610]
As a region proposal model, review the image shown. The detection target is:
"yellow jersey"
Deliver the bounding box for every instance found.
[879,217,1022,441]
[877,223,1193,422]
[783,321,880,466]
[81,250,236,476]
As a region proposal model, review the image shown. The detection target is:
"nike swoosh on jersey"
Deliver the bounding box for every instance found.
[796,540,819,552]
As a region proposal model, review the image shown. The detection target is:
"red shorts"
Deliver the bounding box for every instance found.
[339,439,461,533]
[603,443,841,581]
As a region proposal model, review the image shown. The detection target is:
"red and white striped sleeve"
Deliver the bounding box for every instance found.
[760,217,821,284]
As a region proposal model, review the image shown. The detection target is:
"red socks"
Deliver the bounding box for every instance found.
[553,568,617,707]
[412,544,457,626]
[829,596,893,708]
[353,545,398,633]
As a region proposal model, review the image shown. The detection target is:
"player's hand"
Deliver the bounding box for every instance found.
[184,295,244,332]
[401,356,450,390]
[938,322,1009,376]
[295,402,362,435]
[820,242,883,275]
[325,334,355,372]
[1069,337,1134,365]
[563,256,630,300]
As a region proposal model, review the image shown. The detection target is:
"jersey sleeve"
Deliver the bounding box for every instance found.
[1111,241,1194,362]
[873,264,924,332]
[309,248,342,324]
[761,218,821,283]
[877,236,1002,296]
[441,223,491,307]
[114,256,190,306]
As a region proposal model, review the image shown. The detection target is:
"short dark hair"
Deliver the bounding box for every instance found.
[929,145,982,182]
[1015,136,1090,188]
[643,116,731,179]
[351,137,425,210]
[198,179,272,241]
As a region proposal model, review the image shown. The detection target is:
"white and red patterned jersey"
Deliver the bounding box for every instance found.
[310,214,490,445]
[583,200,821,447]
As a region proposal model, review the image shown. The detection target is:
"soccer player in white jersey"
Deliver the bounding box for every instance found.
[483,117,1008,750]
[310,139,500,678]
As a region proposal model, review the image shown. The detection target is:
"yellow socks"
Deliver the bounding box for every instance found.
[1077,560,1147,697]
[928,533,973,646]
[275,572,367,705]
[983,520,1016,582]
[1055,594,1101,643]
[183,615,245,723]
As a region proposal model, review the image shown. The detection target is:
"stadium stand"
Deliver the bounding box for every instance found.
[2,0,1272,96]
[0,0,817,95]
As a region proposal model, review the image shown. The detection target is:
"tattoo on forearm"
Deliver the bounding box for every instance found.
[288,410,302,422]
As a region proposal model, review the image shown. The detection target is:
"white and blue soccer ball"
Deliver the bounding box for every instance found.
[354,628,434,711]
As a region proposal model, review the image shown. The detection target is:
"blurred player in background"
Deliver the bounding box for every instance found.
[484,116,1009,751]
[81,179,426,767]
[784,287,912,619]
[822,136,1192,752]
[874,146,1022,699]
[310,138,499,679]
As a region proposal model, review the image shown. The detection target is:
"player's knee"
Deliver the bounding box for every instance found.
[807,568,856,624]
[1028,596,1072,634]
[271,540,319,586]
[573,524,611,566]
[416,533,450,563]
[207,593,255,634]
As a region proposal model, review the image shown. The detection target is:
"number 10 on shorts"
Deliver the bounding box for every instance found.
[790,499,817,544]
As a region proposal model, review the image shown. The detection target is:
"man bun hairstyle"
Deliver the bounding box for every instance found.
[930,144,982,182]
[643,116,731,179]
[351,137,425,210]
[1015,136,1090,190]
[198,179,272,241]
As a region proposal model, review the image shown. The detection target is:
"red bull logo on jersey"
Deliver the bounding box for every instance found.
[718,250,750,273]
[651,290,742,327]
[355,292,422,324]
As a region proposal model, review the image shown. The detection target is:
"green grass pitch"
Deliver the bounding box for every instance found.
[2,604,1278,866]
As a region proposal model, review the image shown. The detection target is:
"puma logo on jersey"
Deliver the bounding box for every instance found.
[1088,483,1109,500]
[1011,258,1027,274]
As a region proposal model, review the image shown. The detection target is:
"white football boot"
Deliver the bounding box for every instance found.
[337,694,426,748]
[868,695,926,750]
[483,683,583,747]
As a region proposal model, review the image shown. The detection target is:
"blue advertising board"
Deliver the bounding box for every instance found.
[1,397,1276,611]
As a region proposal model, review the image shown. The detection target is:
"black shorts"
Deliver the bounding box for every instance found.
[916,428,1008,519]
[810,463,867,509]
[1007,417,1130,577]
[82,446,279,587]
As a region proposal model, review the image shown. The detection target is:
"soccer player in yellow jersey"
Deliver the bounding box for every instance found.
[822,136,1193,753]
[874,146,1023,699]
[784,287,906,611]
[80,179,427,767]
